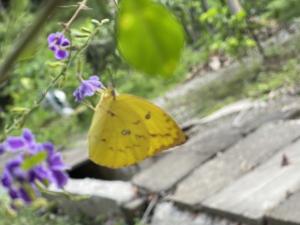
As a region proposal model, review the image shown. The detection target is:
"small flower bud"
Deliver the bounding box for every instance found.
[91,19,102,26]
[100,18,110,24]
[74,33,90,38]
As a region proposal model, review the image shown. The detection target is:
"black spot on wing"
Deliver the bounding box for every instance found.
[145,112,151,120]
[121,129,131,136]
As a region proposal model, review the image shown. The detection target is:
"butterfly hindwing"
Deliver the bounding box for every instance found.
[117,94,186,155]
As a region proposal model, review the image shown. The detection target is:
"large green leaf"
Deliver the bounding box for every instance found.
[116,0,185,76]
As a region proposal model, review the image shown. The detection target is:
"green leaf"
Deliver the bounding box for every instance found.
[21,152,47,171]
[200,8,218,23]
[116,0,185,76]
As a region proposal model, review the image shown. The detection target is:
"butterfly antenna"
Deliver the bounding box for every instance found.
[107,68,117,100]
[107,68,115,89]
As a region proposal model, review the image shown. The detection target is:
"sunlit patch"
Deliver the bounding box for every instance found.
[120,13,135,30]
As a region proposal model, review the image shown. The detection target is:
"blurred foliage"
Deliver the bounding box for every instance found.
[192,34,300,117]
[0,195,127,225]
[264,0,300,22]
[0,0,300,145]
[198,7,256,58]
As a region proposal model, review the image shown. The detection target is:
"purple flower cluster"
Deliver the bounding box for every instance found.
[0,129,68,204]
[48,32,70,60]
[73,75,104,102]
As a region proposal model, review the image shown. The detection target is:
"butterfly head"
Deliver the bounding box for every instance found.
[101,88,117,101]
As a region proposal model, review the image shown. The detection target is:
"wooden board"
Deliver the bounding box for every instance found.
[203,136,300,224]
[267,191,300,225]
[170,120,300,208]
[132,122,241,192]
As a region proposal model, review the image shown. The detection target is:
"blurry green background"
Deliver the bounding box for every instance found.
[0,0,299,147]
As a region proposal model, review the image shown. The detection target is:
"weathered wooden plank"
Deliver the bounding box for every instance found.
[203,137,300,224]
[132,122,241,192]
[266,191,300,225]
[170,120,300,208]
[233,98,300,134]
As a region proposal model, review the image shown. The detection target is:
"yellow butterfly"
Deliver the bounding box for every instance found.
[88,88,186,168]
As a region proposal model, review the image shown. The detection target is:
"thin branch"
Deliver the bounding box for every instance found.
[0,0,64,85]
[141,195,159,224]
[63,0,88,32]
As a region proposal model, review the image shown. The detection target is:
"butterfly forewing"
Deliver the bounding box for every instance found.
[88,90,150,168]
[118,94,186,156]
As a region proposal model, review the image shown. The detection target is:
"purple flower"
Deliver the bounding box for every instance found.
[42,142,55,155]
[18,187,32,203]
[6,137,26,150]
[0,128,69,204]
[73,75,104,102]
[29,166,49,183]
[6,157,27,183]
[47,151,68,188]
[1,170,12,188]
[50,170,68,188]
[8,188,19,200]
[47,152,66,171]
[6,157,23,173]
[48,32,70,60]
[23,128,35,145]
[5,129,36,152]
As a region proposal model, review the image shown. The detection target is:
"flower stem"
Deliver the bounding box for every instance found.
[63,0,88,32]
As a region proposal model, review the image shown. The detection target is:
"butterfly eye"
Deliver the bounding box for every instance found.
[145,112,151,120]
[121,129,131,136]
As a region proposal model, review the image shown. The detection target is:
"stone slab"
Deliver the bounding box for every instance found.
[47,178,137,218]
[267,191,300,225]
[151,202,249,225]
[203,138,300,224]
[170,120,300,207]
[132,122,241,192]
